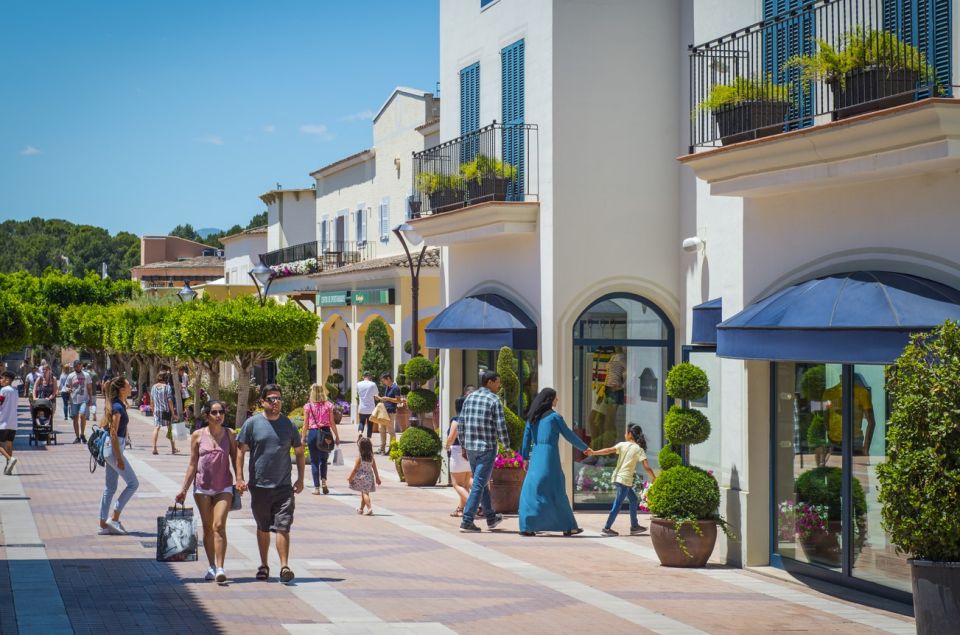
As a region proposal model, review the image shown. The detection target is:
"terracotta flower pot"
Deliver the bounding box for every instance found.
[649,518,717,567]
[401,456,440,487]
[799,521,842,568]
[489,468,526,514]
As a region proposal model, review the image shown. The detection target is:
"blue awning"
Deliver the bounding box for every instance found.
[425,294,537,350]
[717,271,960,364]
[692,298,722,346]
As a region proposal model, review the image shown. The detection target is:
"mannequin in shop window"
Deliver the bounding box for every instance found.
[821,374,876,456]
[598,348,627,449]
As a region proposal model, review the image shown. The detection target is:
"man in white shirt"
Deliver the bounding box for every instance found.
[355,371,379,439]
[66,360,92,444]
[0,371,20,475]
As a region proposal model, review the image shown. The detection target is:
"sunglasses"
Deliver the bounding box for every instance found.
[264,396,283,403]
[209,410,225,416]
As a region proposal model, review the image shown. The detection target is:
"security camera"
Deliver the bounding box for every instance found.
[682,236,705,252]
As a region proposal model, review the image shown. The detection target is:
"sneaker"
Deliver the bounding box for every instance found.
[3,457,17,475]
[205,567,216,581]
[215,568,227,583]
[97,526,113,535]
[322,481,329,495]
[106,519,127,535]
[459,522,482,533]
[486,513,504,531]
[630,525,647,535]
[601,527,619,536]
[80,435,87,444]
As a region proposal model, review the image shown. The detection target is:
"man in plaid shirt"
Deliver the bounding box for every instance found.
[458,371,512,532]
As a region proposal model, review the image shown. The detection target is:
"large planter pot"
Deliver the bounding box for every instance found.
[395,406,411,432]
[466,176,509,204]
[489,468,526,514]
[911,560,960,635]
[714,100,790,145]
[828,66,920,120]
[798,520,866,568]
[649,518,718,567]
[426,188,464,214]
[401,456,441,487]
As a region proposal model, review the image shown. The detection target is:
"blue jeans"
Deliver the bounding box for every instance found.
[307,428,329,486]
[605,482,639,530]
[100,437,140,521]
[463,448,497,525]
[60,393,70,419]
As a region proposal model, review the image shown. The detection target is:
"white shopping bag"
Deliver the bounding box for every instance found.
[171,421,189,441]
[331,447,344,466]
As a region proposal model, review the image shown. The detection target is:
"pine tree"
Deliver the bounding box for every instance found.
[360,317,392,386]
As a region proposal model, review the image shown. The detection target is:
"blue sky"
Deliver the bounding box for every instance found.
[0,1,439,236]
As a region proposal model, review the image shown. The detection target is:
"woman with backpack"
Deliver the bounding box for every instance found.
[301,383,340,495]
[98,376,139,536]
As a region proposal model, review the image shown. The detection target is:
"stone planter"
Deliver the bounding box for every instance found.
[489,468,526,514]
[401,456,441,487]
[911,560,960,635]
[714,100,790,145]
[649,518,717,567]
[395,406,411,432]
[828,66,920,120]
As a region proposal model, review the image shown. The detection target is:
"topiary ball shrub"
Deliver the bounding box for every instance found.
[325,383,340,400]
[805,413,827,449]
[398,425,442,457]
[329,373,344,385]
[405,387,438,415]
[403,340,413,355]
[399,385,410,396]
[800,365,826,402]
[795,466,866,523]
[665,362,710,402]
[396,373,407,386]
[330,358,343,370]
[658,445,683,471]
[664,405,711,445]
[648,465,720,521]
[404,355,436,384]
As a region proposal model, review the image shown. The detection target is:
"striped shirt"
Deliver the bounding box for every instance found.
[458,387,510,453]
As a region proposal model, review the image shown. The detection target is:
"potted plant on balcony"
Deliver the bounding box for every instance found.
[459,154,517,203]
[647,362,734,567]
[695,75,792,145]
[415,172,464,214]
[786,28,935,120]
[877,321,960,634]
[398,424,442,487]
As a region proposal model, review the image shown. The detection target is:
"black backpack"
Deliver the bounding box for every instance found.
[87,427,108,473]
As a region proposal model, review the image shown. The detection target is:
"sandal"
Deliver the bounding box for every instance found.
[563,527,584,536]
[279,566,295,583]
[357,508,363,514]
[365,509,373,516]
[255,565,269,581]
[450,507,464,517]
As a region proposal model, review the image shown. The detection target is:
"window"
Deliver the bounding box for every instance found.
[379,197,390,241]
[763,0,814,130]
[460,62,480,137]
[883,0,952,97]
[355,204,367,245]
[501,39,525,200]
[319,216,329,251]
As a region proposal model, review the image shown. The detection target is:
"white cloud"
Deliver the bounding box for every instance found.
[196,134,224,146]
[340,109,374,122]
[299,124,334,141]
[263,124,276,133]
[20,145,41,156]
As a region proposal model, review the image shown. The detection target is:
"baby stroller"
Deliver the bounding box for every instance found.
[29,398,58,445]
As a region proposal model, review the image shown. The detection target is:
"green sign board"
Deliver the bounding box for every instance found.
[317,290,349,307]
[352,288,395,306]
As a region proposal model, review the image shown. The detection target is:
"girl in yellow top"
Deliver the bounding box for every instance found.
[586,423,656,536]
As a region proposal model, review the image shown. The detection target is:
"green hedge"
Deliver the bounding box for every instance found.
[665,362,709,402]
[664,405,711,445]
[658,445,683,471]
[648,465,720,521]
[405,387,437,415]
[398,425,442,458]
[795,466,866,522]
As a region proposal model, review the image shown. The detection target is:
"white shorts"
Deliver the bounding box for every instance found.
[449,446,471,473]
[195,485,234,497]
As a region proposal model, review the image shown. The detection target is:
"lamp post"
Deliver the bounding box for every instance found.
[248,261,274,306]
[177,283,198,303]
[392,224,427,357]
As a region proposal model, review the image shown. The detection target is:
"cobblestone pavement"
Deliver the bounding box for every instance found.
[0,397,916,634]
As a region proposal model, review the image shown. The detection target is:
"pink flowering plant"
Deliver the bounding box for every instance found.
[494,449,525,469]
[778,499,829,542]
[270,257,320,279]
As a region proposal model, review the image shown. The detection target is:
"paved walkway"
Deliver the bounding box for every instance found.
[0,397,916,634]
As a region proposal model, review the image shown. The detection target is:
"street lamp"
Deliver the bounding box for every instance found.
[392,223,426,357]
[248,261,274,305]
[177,283,198,303]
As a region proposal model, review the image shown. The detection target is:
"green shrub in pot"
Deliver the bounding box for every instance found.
[398,425,442,458]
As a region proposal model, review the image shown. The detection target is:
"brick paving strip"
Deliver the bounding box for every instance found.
[0,397,918,634]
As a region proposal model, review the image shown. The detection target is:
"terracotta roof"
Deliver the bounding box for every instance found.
[308,248,440,278]
[219,225,267,243]
[133,256,225,270]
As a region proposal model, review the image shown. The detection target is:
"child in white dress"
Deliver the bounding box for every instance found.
[348,437,381,515]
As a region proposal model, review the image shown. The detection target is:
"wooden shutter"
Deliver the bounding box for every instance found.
[764,0,813,130]
[460,63,480,136]
[501,39,525,201]
[884,0,952,98]
[380,197,390,241]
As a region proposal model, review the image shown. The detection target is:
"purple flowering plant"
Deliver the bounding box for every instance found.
[494,449,525,469]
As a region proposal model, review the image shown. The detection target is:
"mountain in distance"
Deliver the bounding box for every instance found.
[196,227,223,238]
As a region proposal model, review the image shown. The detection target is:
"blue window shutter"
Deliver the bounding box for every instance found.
[501,39,525,201]
[763,0,813,130]
[481,0,493,7]
[932,0,951,96]
[885,1,952,98]
[460,63,480,136]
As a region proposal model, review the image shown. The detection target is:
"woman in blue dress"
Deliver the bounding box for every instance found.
[518,387,589,536]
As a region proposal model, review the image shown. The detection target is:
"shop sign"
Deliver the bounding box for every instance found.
[352,288,395,306]
[318,290,349,306]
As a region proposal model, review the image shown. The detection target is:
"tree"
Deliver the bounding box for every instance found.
[360,318,392,388]
[276,350,311,411]
[247,211,267,228]
[0,218,141,278]
[0,293,28,354]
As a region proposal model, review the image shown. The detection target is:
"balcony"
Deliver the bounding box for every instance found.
[689,0,951,152]
[408,122,540,245]
[259,240,373,276]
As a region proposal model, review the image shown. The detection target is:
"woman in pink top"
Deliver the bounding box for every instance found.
[176,400,237,582]
[301,383,341,495]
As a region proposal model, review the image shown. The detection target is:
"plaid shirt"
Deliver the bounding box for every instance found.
[458,387,510,452]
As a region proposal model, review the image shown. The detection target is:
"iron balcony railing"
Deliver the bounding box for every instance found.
[410,121,539,217]
[259,240,372,272]
[689,0,951,151]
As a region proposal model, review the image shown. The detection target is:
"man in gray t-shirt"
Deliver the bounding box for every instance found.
[236,384,304,584]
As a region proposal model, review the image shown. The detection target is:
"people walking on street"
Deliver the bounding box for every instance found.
[176,400,237,582]
[235,384,304,583]
[67,360,92,444]
[58,367,70,420]
[355,371,378,439]
[1,371,20,475]
[518,387,589,536]
[32,365,56,402]
[375,372,402,454]
[444,388,475,517]
[98,377,139,535]
[151,372,179,455]
[458,371,511,533]
[590,423,657,536]
[302,383,340,495]
[348,436,381,515]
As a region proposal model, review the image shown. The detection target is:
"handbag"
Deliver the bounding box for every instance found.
[156,503,198,562]
[316,427,335,452]
[331,446,344,466]
[369,402,390,427]
[231,486,242,511]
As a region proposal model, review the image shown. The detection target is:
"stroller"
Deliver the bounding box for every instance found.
[29,398,58,445]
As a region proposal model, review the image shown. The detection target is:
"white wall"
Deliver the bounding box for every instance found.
[223,234,266,283]
[265,190,316,251]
